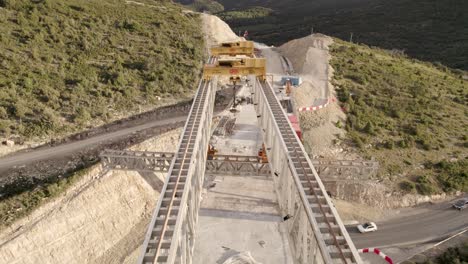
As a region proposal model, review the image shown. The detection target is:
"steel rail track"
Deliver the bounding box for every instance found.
[139,54,215,262]
[143,80,208,263]
[260,80,355,263]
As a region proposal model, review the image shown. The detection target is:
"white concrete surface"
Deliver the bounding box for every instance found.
[194,83,293,263]
[193,174,293,264]
[211,85,263,156]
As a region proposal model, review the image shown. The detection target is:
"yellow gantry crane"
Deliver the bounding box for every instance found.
[210,41,255,57]
[203,56,266,81]
[203,41,266,81]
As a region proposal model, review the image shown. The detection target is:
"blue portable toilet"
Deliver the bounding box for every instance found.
[281,76,302,86]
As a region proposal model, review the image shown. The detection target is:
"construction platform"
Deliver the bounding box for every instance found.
[193,90,293,263]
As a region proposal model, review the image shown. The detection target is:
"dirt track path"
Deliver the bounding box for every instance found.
[0,115,187,174]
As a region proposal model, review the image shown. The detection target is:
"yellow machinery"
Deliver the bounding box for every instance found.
[285,79,292,96]
[210,41,255,57]
[203,56,266,81]
[207,144,218,160]
[257,144,268,163]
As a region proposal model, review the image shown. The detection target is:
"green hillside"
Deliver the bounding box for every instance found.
[218,0,468,70]
[0,0,204,140]
[187,0,224,13]
[330,40,467,194]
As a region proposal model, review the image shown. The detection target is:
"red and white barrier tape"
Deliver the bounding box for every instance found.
[358,248,393,264]
[297,97,336,112]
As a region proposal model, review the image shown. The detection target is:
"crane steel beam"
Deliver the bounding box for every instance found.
[210,41,255,57]
[252,77,362,264]
[203,57,266,80]
[311,159,379,179]
[100,150,270,176]
[138,76,216,264]
[100,149,174,172]
[206,155,270,176]
[100,149,375,179]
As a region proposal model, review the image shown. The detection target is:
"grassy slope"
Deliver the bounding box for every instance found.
[330,40,467,194]
[0,0,204,140]
[218,0,468,70]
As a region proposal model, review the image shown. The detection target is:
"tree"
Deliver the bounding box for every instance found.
[13,100,28,120]
[363,121,375,135]
[0,106,8,119]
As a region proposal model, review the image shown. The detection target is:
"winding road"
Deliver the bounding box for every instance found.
[0,115,187,173]
[348,199,468,249]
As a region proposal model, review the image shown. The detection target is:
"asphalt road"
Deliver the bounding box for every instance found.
[0,115,188,172]
[348,199,468,249]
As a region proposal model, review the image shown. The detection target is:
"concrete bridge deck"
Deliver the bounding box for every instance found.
[193,173,293,263]
[194,95,293,263]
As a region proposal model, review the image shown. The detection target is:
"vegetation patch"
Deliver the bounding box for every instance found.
[419,242,468,264]
[0,165,95,231]
[0,0,204,141]
[219,6,273,21]
[187,0,224,13]
[330,40,467,194]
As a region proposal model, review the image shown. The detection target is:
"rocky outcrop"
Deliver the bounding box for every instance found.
[0,128,181,264]
[325,180,449,209]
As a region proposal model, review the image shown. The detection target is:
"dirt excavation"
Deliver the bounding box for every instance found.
[279,34,351,159]
[201,13,240,50]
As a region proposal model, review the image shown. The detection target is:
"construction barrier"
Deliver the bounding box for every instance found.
[298,97,336,112]
[358,248,393,264]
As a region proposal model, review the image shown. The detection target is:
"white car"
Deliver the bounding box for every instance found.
[357,222,378,233]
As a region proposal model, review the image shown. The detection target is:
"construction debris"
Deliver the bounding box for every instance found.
[222,252,262,264]
[214,116,236,136]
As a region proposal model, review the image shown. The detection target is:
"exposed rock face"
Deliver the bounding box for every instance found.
[200,13,240,48]
[326,180,449,209]
[0,128,181,264]
[0,167,157,264]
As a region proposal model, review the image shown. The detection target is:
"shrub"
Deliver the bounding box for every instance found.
[435,160,468,192]
[363,121,375,135]
[399,180,416,193]
[416,175,436,195]
[335,120,342,128]
[385,140,395,149]
[344,73,367,85]
[436,244,468,264]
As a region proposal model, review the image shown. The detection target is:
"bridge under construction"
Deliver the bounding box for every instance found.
[106,41,363,264]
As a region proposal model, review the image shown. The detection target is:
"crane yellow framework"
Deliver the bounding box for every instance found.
[210,40,255,57]
[203,41,266,81]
